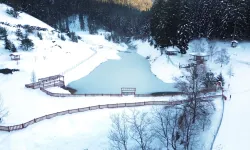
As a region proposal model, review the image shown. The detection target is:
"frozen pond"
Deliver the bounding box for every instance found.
[68,51,178,94]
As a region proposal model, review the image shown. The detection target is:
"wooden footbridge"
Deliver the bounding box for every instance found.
[25,75,65,89]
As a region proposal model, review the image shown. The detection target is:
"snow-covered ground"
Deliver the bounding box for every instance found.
[134,40,250,150]
[212,43,250,150]
[0,3,250,150]
[0,106,156,150]
[46,87,71,94]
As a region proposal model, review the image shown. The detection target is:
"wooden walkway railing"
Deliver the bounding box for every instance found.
[40,88,182,97]
[40,87,215,98]
[0,95,221,132]
[40,88,123,97]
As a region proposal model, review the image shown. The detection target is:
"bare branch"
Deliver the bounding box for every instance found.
[129,110,154,150]
[108,112,129,150]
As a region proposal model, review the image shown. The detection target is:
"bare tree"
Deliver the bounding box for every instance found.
[108,112,129,150]
[30,70,36,83]
[215,48,230,67]
[175,64,216,149]
[152,107,182,150]
[178,108,197,150]
[0,94,8,123]
[178,100,214,150]
[129,110,154,150]
[174,65,214,123]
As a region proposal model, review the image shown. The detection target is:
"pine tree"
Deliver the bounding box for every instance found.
[4,36,16,52]
[20,37,34,51]
[10,44,17,53]
[67,32,78,43]
[150,0,168,49]
[219,0,248,40]
[60,34,66,41]
[15,28,23,40]
[37,32,43,40]
[0,27,7,40]
[4,36,11,50]
[6,8,19,18]
[216,73,225,87]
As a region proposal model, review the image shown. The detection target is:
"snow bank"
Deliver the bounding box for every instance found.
[46,87,71,94]
[135,40,181,83]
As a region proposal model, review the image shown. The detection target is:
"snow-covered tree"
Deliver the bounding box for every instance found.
[6,8,19,18]
[60,34,66,41]
[219,0,248,40]
[0,27,7,40]
[30,70,36,83]
[215,48,230,67]
[4,36,16,52]
[4,36,11,50]
[20,37,34,51]
[192,39,209,53]
[16,28,23,40]
[37,32,43,40]
[207,41,218,61]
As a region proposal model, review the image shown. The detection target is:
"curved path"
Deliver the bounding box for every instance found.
[210,98,225,150]
[0,95,221,132]
[60,48,97,75]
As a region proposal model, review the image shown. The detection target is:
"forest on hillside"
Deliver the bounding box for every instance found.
[1,0,151,41]
[1,0,250,54]
[150,0,250,53]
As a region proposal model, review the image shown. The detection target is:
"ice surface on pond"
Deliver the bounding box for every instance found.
[68,51,177,94]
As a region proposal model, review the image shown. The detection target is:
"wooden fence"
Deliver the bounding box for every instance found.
[40,88,182,97]
[25,82,41,89]
[0,95,221,132]
[40,88,123,97]
[40,87,216,98]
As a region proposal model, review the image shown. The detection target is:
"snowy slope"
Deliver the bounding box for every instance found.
[0,3,250,150]
[0,3,138,127]
[0,4,53,29]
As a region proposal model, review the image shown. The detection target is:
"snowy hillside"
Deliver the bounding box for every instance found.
[0,3,250,150]
[0,4,52,29]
